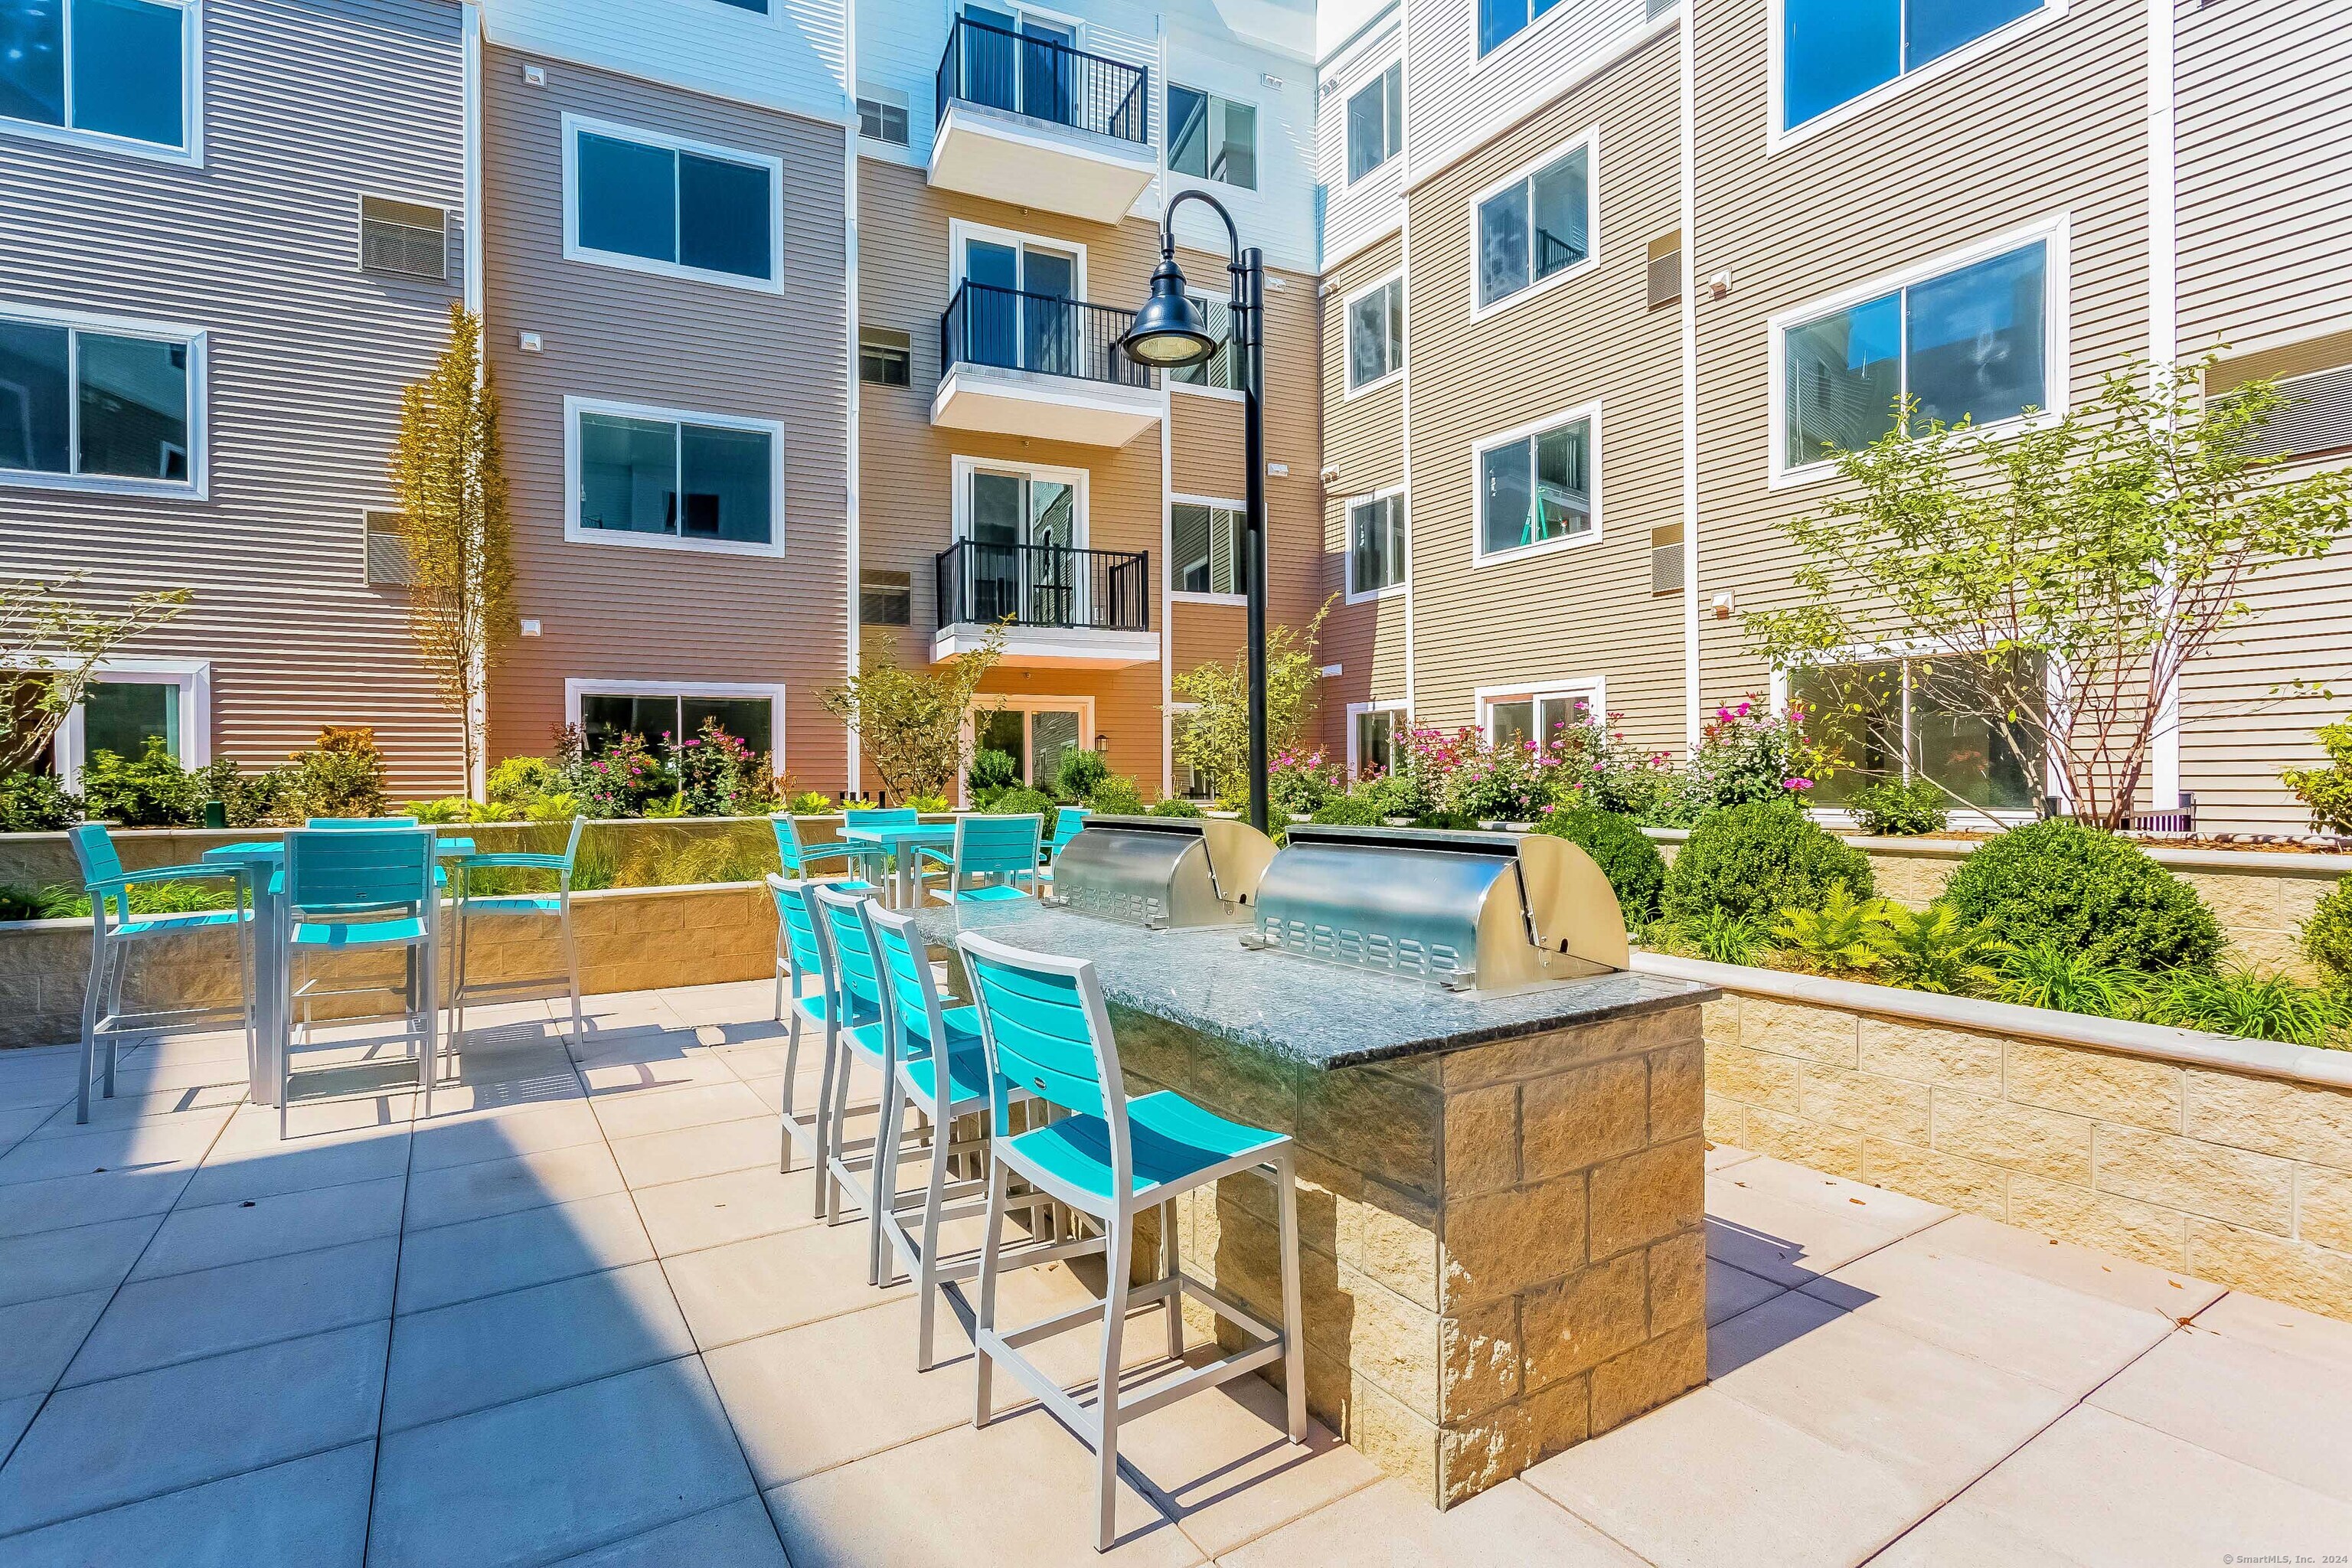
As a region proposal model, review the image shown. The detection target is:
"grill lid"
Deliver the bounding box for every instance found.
[1044,814,1276,929]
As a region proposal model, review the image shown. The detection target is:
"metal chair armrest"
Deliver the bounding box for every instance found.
[83,863,249,893]
[455,852,570,870]
[912,844,957,867]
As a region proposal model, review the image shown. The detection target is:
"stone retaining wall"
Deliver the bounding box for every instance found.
[1640,952,2352,1322]
[0,882,777,1048]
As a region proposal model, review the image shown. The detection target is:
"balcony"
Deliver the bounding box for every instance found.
[930,16,1157,224]
[933,538,1159,668]
[932,280,1162,448]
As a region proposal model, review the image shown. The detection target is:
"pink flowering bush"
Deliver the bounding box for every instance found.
[1652,698,1825,825]
[1268,747,1348,815]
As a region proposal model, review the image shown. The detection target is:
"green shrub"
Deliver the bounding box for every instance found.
[0,773,82,832]
[286,727,387,821]
[81,737,207,826]
[404,796,483,824]
[1877,903,2005,995]
[786,791,834,815]
[2282,718,2352,837]
[0,885,41,920]
[1994,940,2148,1018]
[1054,747,1110,802]
[1089,775,1145,815]
[1531,808,1667,924]
[983,787,1058,839]
[1940,819,2221,972]
[1646,908,1772,966]
[1148,798,1203,818]
[1310,793,1387,826]
[1768,882,1887,975]
[1410,810,1479,831]
[1844,777,1949,836]
[2143,965,2350,1047]
[487,755,557,808]
[968,748,1019,798]
[1660,800,1874,928]
[2304,878,2352,982]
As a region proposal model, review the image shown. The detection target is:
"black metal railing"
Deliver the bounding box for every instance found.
[940,280,1149,389]
[936,541,1151,632]
[935,15,1149,145]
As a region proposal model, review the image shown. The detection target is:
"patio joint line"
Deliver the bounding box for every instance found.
[359,1061,423,1568]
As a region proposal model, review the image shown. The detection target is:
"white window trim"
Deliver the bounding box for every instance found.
[1344,485,1410,604]
[0,0,202,166]
[946,217,1089,300]
[1341,54,1403,187]
[561,113,786,294]
[564,678,790,769]
[1468,397,1604,567]
[1472,675,1605,747]
[673,0,783,28]
[563,394,788,558]
[1165,80,1259,192]
[1766,212,2072,490]
[1768,0,2068,155]
[51,657,212,789]
[1168,492,1247,605]
[950,453,1091,550]
[1472,0,1576,71]
[1468,127,1601,323]
[1345,700,1410,774]
[1341,271,1405,400]
[0,301,209,500]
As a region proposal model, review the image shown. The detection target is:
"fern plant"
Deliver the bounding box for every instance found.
[2142,966,2350,1047]
[1994,940,2147,1018]
[1769,882,1890,975]
[1877,903,2007,995]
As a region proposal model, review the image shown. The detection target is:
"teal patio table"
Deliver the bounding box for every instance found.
[837,819,956,908]
[201,836,475,1106]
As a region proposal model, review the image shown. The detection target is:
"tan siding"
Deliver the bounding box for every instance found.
[1319,233,1410,756]
[1403,31,1687,752]
[0,0,469,796]
[482,47,851,788]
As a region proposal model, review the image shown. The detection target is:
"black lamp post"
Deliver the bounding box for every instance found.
[1118,191,1271,835]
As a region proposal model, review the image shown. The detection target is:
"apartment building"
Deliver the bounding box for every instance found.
[2,0,1321,803]
[1313,0,2352,834]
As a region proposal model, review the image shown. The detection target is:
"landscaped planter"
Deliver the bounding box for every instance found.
[1643,827,2352,978]
[0,880,779,1050]
[1636,949,2352,1322]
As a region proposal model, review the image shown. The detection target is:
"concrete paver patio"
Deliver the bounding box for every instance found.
[0,980,2347,1566]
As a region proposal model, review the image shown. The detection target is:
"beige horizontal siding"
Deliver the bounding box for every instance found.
[1318,233,1410,757]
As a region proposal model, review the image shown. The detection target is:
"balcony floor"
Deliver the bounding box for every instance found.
[0,988,2347,1565]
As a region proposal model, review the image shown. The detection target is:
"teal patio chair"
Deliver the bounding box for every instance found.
[281,825,443,1137]
[861,900,1056,1370]
[769,814,872,1021]
[916,814,1043,904]
[769,875,884,1225]
[450,817,587,1051]
[66,824,255,1126]
[1036,807,1087,884]
[811,882,906,1283]
[957,931,1305,1553]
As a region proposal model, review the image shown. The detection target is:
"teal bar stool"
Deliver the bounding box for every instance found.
[65,825,256,1125]
[1036,806,1088,885]
[861,900,1059,1370]
[281,825,443,1137]
[811,882,900,1282]
[956,931,1305,1552]
[450,817,587,1050]
[769,814,872,1021]
[917,814,1043,904]
[769,876,884,1227]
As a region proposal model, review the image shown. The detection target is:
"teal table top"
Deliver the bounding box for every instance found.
[203,838,478,860]
[839,822,956,846]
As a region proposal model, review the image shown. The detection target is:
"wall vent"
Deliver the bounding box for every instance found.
[2246,364,2352,459]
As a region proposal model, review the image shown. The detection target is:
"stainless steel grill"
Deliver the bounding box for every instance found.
[1245,825,1628,991]
[1044,815,1276,929]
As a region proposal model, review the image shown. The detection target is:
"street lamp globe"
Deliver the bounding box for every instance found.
[1119,256,1218,368]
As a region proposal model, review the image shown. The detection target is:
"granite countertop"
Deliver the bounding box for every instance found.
[913,900,1715,1072]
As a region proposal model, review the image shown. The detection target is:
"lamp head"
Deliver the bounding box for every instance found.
[1119,254,1218,368]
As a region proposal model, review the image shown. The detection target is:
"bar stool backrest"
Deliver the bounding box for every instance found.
[772,815,851,877]
[1048,808,1088,857]
[862,901,948,1062]
[852,806,920,837]
[285,827,436,916]
[812,884,884,1016]
[769,874,828,994]
[67,825,128,920]
[305,817,420,828]
[952,814,1042,888]
[554,815,587,868]
[957,934,1128,1168]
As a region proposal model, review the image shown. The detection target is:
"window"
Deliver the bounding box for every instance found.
[1167,84,1256,190]
[1479,0,1565,57]
[974,697,1092,790]
[1166,295,1240,390]
[857,88,910,146]
[1788,658,2042,812]
[1782,0,2048,132]
[860,568,912,626]
[1348,492,1406,598]
[577,687,778,759]
[1349,703,1406,775]
[364,510,416,586]
[1476,139,1592,311]
[0,0,191,152]
[1649,523,1684,596]
[1477,407,1596,560]
[1645,230,1681,310]
[1345,60,1401,183]
[1780,236,2051,474]
[859,328,912,386]
[0,309,199,491]
[568,118,778,286]
[1481,683,1596,751]
[1346,276,1403,391]
[358,197,448,280]
[1171,500,1246,596]
[568,398,780,554]
[710,0,769,11]
[51,659,207,786]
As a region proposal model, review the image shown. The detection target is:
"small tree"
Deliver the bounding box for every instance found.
[819,625,1006,800]
[1746,360,2352,829]
[1171,598,1332,811]
[0,575,189,774]
[391,303,514,799]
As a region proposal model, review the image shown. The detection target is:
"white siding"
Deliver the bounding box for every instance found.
[1315,13,1404,270]
[482,0,850,125]
[1405,0,1653,185]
